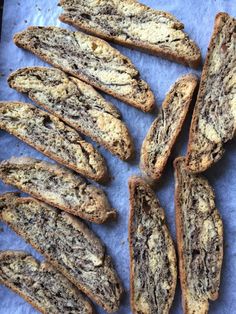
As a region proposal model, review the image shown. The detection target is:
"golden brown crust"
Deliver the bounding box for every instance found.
[186,12,236,172]
[13,26,155,112]
[0,101,108,182]
[59,0,201,68]
[140,74,198,181]
[174,157,223,314]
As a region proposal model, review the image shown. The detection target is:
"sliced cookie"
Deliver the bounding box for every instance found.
[59,0,201,68]
[129,176,177,314]
[14,26,155,112]
[174,157,223,313]
[140,74,198,181]
[0,101,107,182]
[0,157,115,223]
[186,13,236,172]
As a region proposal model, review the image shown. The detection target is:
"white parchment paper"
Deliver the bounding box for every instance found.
[0,1,236,313]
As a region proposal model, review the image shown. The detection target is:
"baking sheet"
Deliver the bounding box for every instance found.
[0,1,236,313]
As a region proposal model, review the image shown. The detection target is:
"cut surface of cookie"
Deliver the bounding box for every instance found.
[0,157,116,223]
[59,0,201,68]
[174,157,223,314]
[140,74,198,181]
[186,13,236,172]
[0,101,107,182]
[129,176,177,314]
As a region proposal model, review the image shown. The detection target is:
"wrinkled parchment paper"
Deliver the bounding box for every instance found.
[0,1,236,313]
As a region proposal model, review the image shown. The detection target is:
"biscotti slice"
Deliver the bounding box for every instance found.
[13,26,154,112]
[129,176,177,314]
[140,74,198,181]
[0,251,93,314]
[0,193,123,313]
[0,157,115,223]
[59,0,201,68]
[8,67,134,160]
[174,157,223,314]
[186,13,236,173]
[0,101,107,182]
